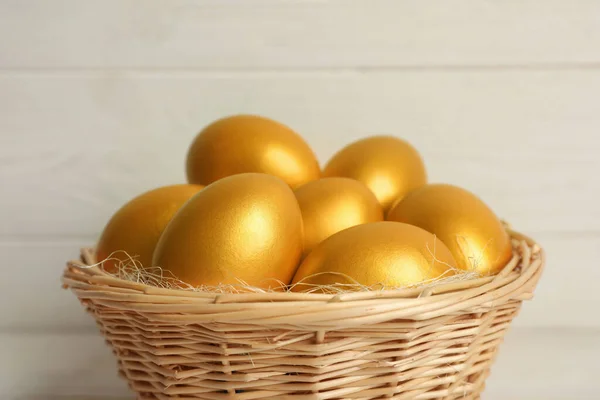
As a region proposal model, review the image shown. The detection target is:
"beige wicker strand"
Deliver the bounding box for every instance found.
[62,230,543,399]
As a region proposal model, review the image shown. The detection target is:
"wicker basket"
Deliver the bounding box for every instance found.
[62,230,543,400]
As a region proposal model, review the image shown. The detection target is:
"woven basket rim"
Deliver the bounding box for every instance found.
[62,229,544,398]
[62,229,543,309]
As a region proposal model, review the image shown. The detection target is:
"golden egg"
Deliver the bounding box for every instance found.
[387,184,512,275]
[323,136,427,211]
[153,173,303,288]
[186,115,320,189]
[96,184,203,273]
[291,221,457,291]
[295,177,383,256]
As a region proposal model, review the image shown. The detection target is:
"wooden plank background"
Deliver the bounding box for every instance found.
[1,1,599,398]
[2,0,600,68]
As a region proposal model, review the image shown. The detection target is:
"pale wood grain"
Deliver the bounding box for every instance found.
[0,242,90,331]
[1,0,600,69]
[1,329,596,399]
[0,333,128,399]
[1,71,599,239]
[484,328,600,400]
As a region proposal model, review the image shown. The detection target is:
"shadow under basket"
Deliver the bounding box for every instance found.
[62,230,544,400]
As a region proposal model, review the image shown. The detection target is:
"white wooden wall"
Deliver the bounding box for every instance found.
[1,1,599,399]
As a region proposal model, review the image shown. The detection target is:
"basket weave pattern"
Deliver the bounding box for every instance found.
[62,231,543,400]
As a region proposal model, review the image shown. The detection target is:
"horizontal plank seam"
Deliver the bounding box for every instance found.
[3,63,600,75]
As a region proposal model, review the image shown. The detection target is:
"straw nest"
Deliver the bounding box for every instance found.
[62,230,544,399]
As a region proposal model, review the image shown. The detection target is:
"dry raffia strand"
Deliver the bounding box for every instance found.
[86,248,483,294]
[62,231,543,399]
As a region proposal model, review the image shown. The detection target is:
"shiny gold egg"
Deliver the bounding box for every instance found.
[291,221,457,291]
[96,184,203,273]
[387,184,512,275]
[323,136,427,211]
[153,173,303,288]
[295,177,383,256]
[186,115,320,189]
